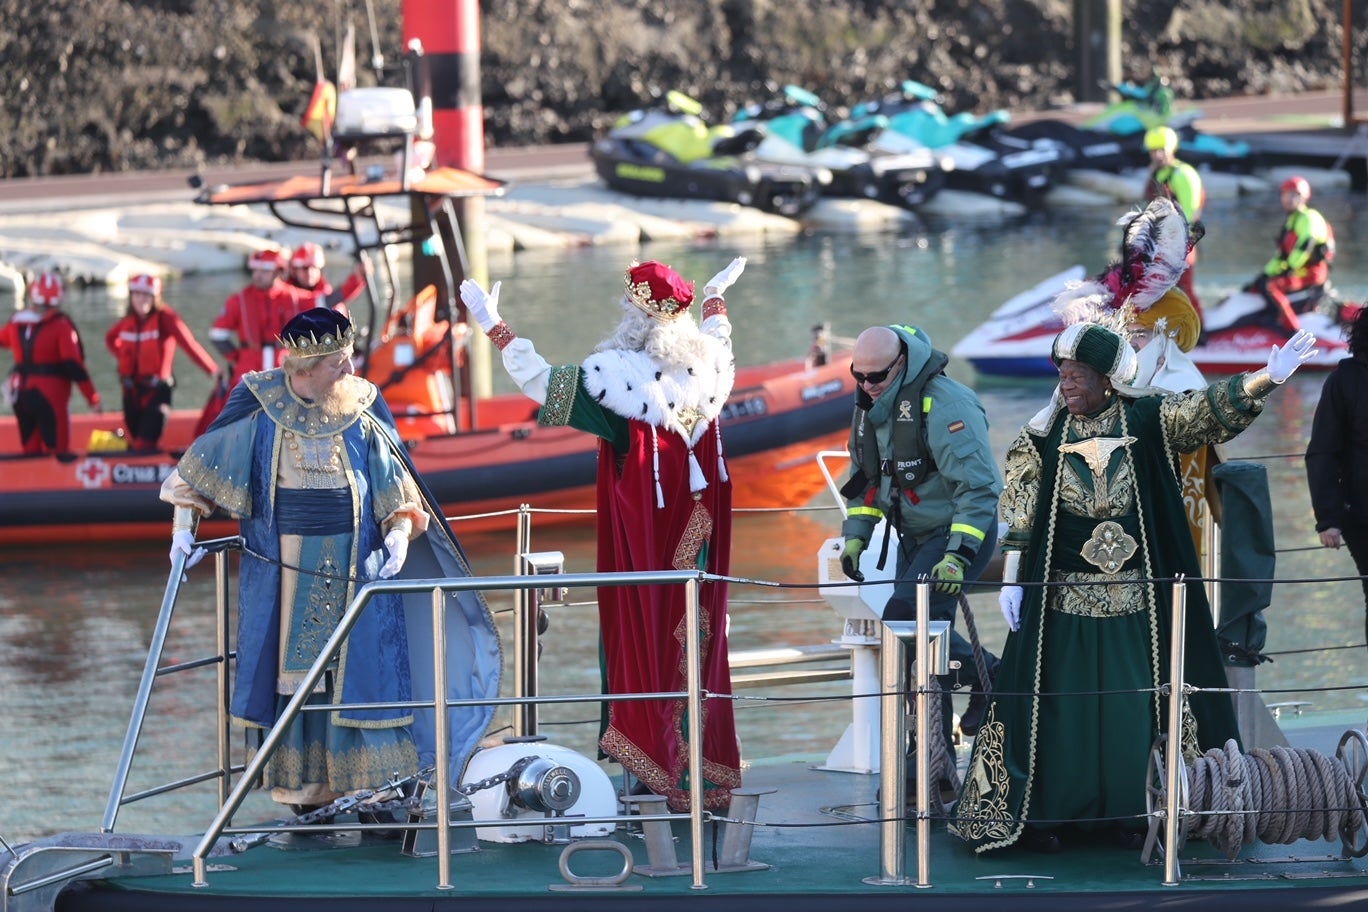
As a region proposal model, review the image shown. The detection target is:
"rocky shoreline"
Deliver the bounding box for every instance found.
[0,0,1345,179]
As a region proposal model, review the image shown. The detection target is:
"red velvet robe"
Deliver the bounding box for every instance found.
[594,418,740,811]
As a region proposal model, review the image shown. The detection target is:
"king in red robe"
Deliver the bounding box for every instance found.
[462,258,746,810]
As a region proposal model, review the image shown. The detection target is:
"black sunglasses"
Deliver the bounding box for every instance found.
[850,353,902,386]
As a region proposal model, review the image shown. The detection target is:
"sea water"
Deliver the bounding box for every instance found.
[2,192,1366,843]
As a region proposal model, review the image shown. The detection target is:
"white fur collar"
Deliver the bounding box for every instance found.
[580,339,735,445]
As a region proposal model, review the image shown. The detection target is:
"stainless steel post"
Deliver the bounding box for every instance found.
[867,621,911,885]
[433,586,454,890]
[913,579,931,889]
[1163,576,1188,886]
[513,506,532,737]
[216,552,232,809]
[685,577,707,890]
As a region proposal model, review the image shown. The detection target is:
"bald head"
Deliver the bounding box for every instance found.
[851,326,906,398]
[854,327,901,364]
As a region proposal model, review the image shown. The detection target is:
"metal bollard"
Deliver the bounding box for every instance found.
[718,786,776,871]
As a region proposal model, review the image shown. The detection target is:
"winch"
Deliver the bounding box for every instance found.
[462,740,616,843]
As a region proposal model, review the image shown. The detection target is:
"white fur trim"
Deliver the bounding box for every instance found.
[580,338,735,444]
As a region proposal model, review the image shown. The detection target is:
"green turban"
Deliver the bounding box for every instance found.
[1051,322,1138,386]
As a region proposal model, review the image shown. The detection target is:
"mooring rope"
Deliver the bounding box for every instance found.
[1183,738,1366,859]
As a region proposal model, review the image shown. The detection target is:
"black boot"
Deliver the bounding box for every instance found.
[959,691,990,737]
[1020,826,1062,854]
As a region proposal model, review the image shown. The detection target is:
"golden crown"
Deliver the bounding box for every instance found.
[624,261,694,321]
[279,324,356,359]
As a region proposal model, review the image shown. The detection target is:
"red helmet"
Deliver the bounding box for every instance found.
[1280,175,1311,200]
[128,273,162,297]
[29,271,63,306]
[248,249,284,272]
[290,242,325,270]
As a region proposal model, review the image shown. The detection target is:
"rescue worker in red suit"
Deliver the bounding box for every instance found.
[104,273,222,450]
[1247,175,1336,332]
[286,243,368,318]
[208,249,316,387]
[199,249,314,434]
[460,258,748,811]
[0,271,102,456]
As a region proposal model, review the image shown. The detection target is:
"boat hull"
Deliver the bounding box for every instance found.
[953,267,1350,378]
[0,357,855,544]
[30,710,1368,911]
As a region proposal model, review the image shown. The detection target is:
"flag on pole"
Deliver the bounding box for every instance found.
[301,33,336,143]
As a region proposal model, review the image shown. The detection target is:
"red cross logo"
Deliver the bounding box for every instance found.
[75,458,111,489]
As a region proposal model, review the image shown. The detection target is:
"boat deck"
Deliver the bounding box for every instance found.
[44,709,1368,912]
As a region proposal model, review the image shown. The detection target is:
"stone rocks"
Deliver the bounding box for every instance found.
[0,0,1349,179]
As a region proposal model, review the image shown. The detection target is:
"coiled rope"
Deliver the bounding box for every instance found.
[1183,739,1366,859]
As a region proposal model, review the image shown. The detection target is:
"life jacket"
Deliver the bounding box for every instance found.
[11,310,87,382]
[112,310,177,379]
[841,347,948,503]
[1278,208,1335,268]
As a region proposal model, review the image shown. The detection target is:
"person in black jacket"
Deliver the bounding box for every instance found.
[1306,308,1368,643]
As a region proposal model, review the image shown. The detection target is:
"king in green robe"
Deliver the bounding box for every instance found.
[953,322,1288,853]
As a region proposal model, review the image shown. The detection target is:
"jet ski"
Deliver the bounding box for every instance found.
[590,90,827,217]
[731,85,951,209]
[951,266,1350,377]
[845,80,1066,205]
[1078,77,1254,171]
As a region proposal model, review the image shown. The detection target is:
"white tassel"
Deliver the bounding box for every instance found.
[688,449,706,493]
[652,425,665,508]
[714,420,729,482]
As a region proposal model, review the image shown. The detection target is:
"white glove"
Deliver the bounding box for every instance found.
[170,530,206,570]
[999,586,1023,632]
[378,529,409,580]
[459,279,503,333]
[1267,328,1318,383]
[703,257,747,301]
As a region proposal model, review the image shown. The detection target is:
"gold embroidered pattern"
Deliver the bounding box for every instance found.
[1049,569,1146,617]
[953,704,1014,841]
[999,434,1042,544]
[672,499,713,570]
[291,538,346,672]
[539,365,580,427]
[251,733,419,794]
[1160,378,1259,452]
[286,431,346,489]
[246,370,372,438]
[1059,435,1135,513]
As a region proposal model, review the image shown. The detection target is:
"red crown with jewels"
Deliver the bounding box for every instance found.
[625,261,694,321]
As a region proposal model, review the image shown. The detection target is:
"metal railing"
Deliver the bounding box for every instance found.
[186,567,714,891]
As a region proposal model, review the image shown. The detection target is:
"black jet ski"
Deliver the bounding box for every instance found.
[590,90,827,217]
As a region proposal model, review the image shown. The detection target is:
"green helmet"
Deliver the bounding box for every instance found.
[1144,126,1178,153]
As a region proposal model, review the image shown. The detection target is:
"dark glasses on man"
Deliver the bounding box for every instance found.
[850,353,902,386]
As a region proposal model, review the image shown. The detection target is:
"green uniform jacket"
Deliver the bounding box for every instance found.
[839,324,1001,563]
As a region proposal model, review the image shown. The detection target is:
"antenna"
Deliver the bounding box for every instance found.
[365,0,384,76]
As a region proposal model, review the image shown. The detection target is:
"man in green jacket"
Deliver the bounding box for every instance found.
[838,324,1003,764]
